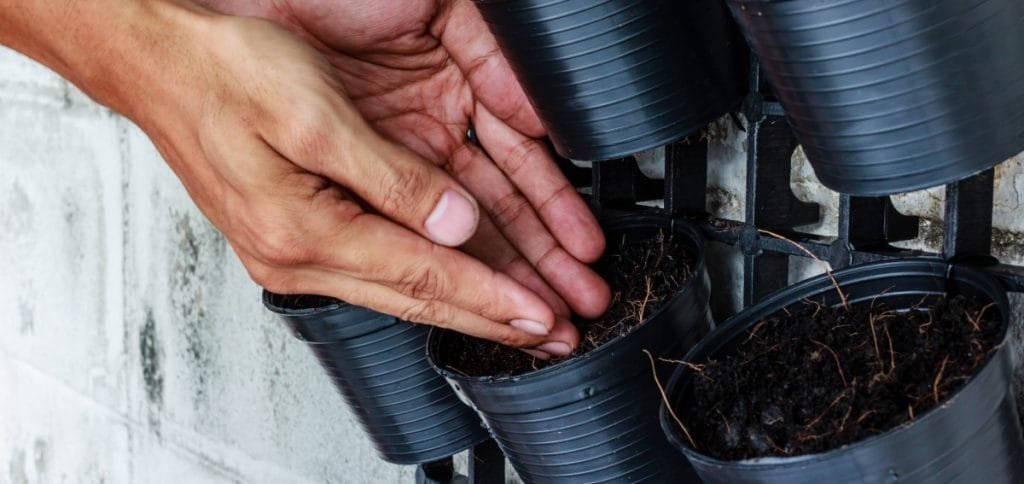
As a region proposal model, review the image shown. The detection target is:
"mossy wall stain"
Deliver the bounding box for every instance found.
[140,307,163,432]
[168,212,226,411]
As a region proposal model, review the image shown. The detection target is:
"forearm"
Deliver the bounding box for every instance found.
[0,0,211,125]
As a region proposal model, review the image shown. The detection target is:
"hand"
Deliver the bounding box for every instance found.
[97,0,615,356]
[197,0,612,319]
[1,0,610,355]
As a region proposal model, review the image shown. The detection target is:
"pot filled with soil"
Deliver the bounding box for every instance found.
[727,0,1024,195]
[263,293,489,465]
[428,214,712,483]
[661,259,1024,483]
[473,0,744,161]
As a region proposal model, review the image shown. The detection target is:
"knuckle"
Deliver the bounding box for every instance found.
[500,252,527,271]
[399,300,449,325]
[395,262,448,301]
[253,228,316,267]
[502,140,540,177]
[285,108,334,162]
[537,183,575,214]
[495,330,533,348]
[490,192,530,229]
[378,164,429,215]
[445,144,475,176]
[473,297,502,321]
[465,50,498,85]
[243,261,294,294]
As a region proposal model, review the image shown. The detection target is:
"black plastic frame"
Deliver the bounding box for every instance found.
[417,56,1024,483]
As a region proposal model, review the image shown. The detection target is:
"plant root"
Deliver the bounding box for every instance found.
[810,339,848,388]
[758,229,849,310]
[933,355,950,404]
[645,349,698,450]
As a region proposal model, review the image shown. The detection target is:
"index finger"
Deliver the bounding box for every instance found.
[439,0,546,137]
[474,104,606,263]
[315,209,560,336]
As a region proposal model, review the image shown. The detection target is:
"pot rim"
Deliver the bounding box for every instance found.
[262,290,346,316]
[662,258,1014,470]
[430,215,707,384]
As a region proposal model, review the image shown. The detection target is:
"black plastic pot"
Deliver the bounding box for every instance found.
[263,293,489,465]
[474,0,744,161]
[429,216,713,483]
[728,0,1024,196]
[661,259,1024,483]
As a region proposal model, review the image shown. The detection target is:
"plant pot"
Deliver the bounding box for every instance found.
[263,293,489,465]
[474,0,744,161]
[727,0,1024,196]
[428,215,713,483]
[661,259,1024,483]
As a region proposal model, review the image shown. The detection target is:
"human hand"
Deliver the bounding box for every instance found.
[84,2,598,355]
[197,0,613,321]
[2,0,614,355]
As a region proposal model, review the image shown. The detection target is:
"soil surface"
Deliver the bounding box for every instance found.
[677,294,1003,461]
[436,231,695,377]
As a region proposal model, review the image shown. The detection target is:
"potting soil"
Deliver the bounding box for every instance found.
[438,231,695,377]
[679,294,1003,460]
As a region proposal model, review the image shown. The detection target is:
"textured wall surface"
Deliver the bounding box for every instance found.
[2,41,1024,484]
[0,48,412,483]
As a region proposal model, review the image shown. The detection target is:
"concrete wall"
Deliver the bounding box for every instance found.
[0,48,411,483]
[2,43,1023,484]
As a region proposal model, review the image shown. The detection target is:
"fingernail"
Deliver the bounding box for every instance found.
[510,319,550,336]
[536,341,572,357]
[521,349,552,360]
[425,190,477,246]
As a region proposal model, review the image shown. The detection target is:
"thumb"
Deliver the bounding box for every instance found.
[353,139,482,247]
[264,102,481,247]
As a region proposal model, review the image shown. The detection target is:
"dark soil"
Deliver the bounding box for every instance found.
[436,231,695,377]
[677,294,1003,461]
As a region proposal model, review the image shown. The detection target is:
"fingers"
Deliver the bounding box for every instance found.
[312,208,562,335]
[462,212,572,317]
[256,261,560,351]
[438,0,546,138]
[258,99,481,247]
[250,253,580,358]
[147,14,576,353]
[238,202,578,351]
[213,138,572,351]
[473,103,606,264]
[305,270,556,349]
[241,203,577,351]
[448,140,611,318]
[246,247,578,356]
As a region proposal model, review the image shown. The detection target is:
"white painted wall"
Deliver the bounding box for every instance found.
[2,43,1023,483]
[0,48,412,483]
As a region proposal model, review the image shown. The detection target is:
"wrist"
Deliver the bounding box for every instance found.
[75,1,218,125]
[0,0,217,127]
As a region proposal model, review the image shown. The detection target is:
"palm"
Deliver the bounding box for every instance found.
[276,0,539,164]
[203,0,609,318]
